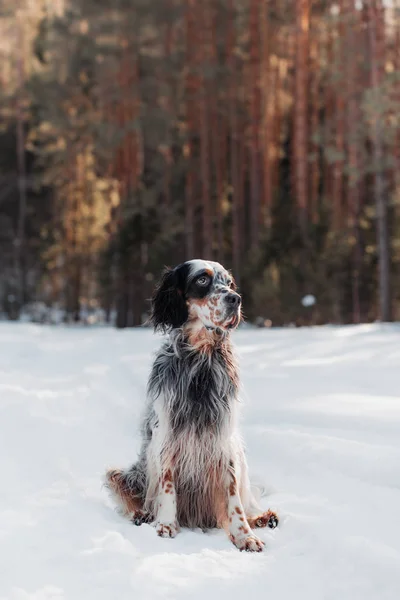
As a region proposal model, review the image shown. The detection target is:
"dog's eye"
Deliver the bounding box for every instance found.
[227,280,234,288]
[197,275,210,286]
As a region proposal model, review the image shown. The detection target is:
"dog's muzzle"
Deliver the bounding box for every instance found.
[224,292,241,328]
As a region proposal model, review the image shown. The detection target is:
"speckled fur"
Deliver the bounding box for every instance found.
[105,260,278,550]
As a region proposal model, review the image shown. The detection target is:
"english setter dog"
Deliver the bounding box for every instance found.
[106,259,278,552]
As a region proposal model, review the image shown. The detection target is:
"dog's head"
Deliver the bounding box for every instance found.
[150,259,241,335]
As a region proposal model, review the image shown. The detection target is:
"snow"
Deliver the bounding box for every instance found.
[1,322,400,600]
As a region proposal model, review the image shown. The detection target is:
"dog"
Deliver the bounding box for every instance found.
[106,259,278,552]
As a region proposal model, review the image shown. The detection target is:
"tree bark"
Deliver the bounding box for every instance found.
[184,0,197,259]
[227,0,241,285]
[294,0,310,240]
[249,0,261,248]
[15,14,27,310]
[345,0,361,323]
[260,0,272,227]
[333,5,345,231]
[366,0,391,321]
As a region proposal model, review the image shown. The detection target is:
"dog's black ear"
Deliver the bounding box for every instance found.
[150,267,188,332]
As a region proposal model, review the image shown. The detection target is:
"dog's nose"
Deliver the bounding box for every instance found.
[225,293,241,307]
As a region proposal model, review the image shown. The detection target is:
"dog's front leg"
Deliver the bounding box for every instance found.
[224,463,264,552]
[154,467,179,538]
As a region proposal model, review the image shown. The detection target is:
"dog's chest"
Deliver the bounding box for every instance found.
[167,350,236,434]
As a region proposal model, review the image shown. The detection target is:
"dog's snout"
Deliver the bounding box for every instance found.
[225,292,241,307]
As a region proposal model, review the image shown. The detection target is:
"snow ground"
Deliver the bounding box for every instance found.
[1,322,400,600]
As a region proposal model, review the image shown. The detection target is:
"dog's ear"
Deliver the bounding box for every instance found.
[150,267,188,332]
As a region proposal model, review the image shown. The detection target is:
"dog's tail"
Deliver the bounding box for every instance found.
[105,463,147,518]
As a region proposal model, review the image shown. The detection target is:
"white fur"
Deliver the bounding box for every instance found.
[187,259,223,277]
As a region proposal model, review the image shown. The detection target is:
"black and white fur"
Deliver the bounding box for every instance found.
[106,259,278,552]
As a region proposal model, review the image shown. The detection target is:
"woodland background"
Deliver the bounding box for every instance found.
[0,0,399,327]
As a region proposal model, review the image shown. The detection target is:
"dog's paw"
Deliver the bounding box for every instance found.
[131,510,151,527]
[231,533,265,552]
[249,510,279,530]
[155,521,179,538]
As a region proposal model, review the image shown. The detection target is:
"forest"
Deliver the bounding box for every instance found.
[0,0,399,327]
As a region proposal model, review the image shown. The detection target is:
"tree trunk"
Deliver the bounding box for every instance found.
[272,62,282,202]
[260,0,271,227]
[345,0,362,323]
[200,89,212,259]
[184,0,197,259]
[227,0,241,285]
[333,5,345,231]
[366,0,391,321]
[210,4,224,263]
[294,0,310,240]
[200,2,212,260]
[249,0,261,248]
[72,260,82,322]
[116,274,128,329]
[309,40,319,224]
[15,15,27,311]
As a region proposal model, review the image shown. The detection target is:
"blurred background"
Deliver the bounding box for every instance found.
[0,0,399,327]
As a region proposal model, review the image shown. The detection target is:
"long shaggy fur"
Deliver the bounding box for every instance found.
[106,259,278,550]
[144,329,239,528]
